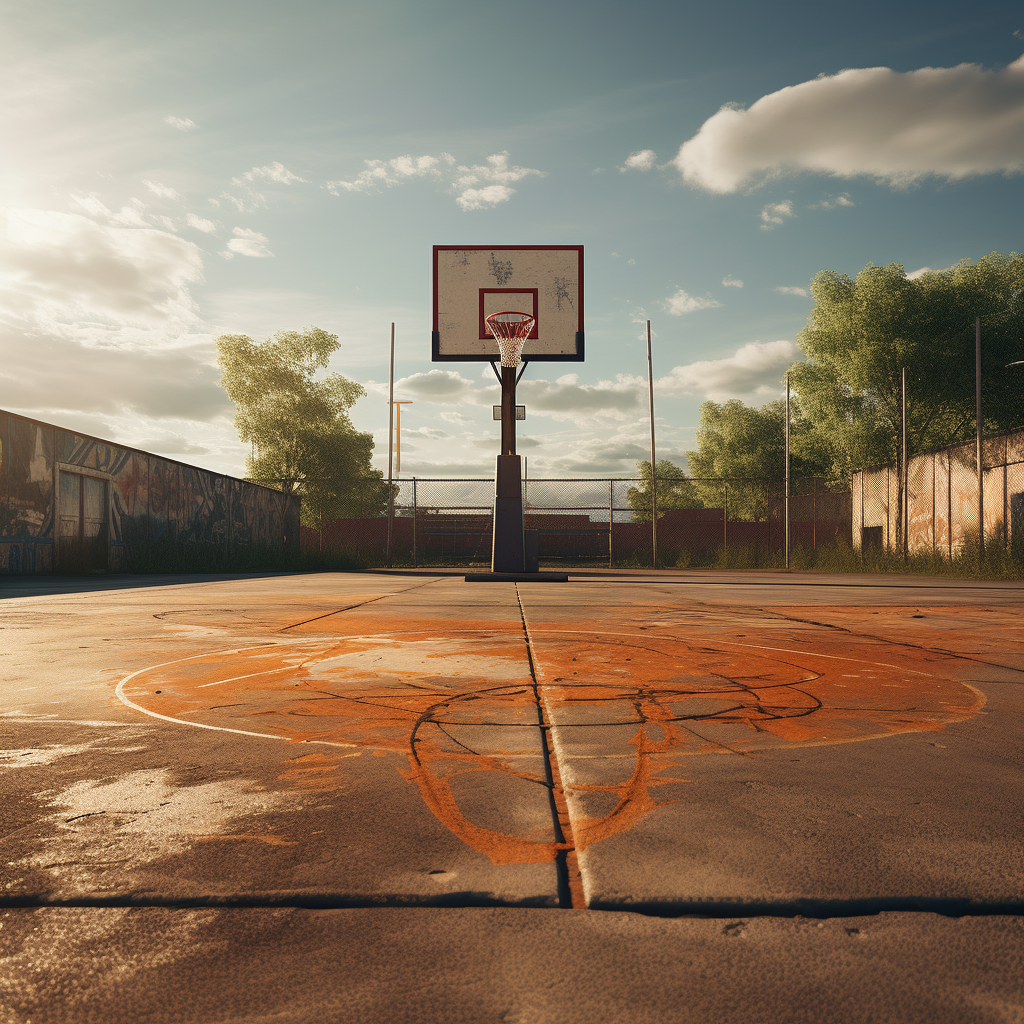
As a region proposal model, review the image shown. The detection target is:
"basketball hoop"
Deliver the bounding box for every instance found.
[485,311,536,368]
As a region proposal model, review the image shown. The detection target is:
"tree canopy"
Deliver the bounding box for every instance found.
[791,252,1024,474]
[627,459,704,521]
[217,327,386,527]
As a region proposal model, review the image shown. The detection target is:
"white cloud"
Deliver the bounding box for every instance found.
[656,340,798,402]
[68,194,112,218]
[456,185,514,210]
[219,162,306,212]
[143,180,184,202]
[774,285,809,297]
[186,212,218,234]
[906,265,955,279]
[0,204,227,431]
[223,227,273,258]
[621,149,657,172]
[760,200,794,230]
[674,55,1024,193]
[109,200,149,228]
[386,368,642,427]
[0,207,203,328]
[326,150,545,210]
[810,192,855,210]
[722,274,744,288]
[164,115,197,131]
[665,289,723,315]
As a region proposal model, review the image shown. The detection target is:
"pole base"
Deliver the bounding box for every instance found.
[465,572,568,583]
[492,455,525,573]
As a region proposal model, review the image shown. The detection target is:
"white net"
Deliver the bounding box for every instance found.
[485,311,536,367]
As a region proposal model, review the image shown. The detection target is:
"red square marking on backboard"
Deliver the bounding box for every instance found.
[478,289,540,340]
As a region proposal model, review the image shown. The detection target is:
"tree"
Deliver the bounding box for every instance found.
[627,459,704,521]
[217,327,387,528]
[791,252,1024,478]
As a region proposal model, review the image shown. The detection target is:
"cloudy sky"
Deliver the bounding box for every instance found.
[2,0,1023,478]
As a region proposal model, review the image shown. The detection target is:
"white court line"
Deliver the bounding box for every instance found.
[197,665,297,688]
[114,641,357,748]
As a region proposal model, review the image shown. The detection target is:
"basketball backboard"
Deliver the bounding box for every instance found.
[432,245,584,362]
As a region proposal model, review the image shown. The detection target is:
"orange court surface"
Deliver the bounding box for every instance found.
[1,569,1022,1023]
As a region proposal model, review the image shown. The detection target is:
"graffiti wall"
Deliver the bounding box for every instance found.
[0,410,300,574]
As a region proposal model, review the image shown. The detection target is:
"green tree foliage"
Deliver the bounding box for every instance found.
[627,459,704,522]
[681,399,834,518]
[217,327,386,528]
[791,252,1024,476]
[691,399,835,475]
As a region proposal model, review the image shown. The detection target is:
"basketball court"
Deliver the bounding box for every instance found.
[2,249,1022,1021]
[1,568,1022,1022]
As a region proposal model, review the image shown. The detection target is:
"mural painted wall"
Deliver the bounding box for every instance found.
[0,410,300,574]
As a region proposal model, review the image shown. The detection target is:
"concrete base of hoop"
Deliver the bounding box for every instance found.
[464,571,569,582]
[492,454,525,573]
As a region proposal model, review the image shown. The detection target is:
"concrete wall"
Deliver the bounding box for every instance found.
[852,426,1024,556]
[0,409,300,574]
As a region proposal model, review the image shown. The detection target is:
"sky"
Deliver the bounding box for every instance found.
[2,0,1023,480]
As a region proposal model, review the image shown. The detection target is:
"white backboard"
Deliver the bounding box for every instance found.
[432,246,584,362]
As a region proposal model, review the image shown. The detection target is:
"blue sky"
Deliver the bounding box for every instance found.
[2,0,1023,478]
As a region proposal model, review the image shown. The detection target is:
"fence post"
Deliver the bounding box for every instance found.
[412,477,418,569]
[812,478,817,552]
[860,470,865,565]
[608,479,613,569]
[723,481,728,558]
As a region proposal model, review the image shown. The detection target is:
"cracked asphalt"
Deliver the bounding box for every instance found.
[1,569,1022,1023]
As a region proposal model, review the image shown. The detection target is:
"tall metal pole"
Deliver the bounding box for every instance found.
[386,323,395,569]
[785,372,790,570]
[646,320,657,568]
[393,401,413,474]
[976,316,984,562]
[901,366,908,562]
[608,479,614,569]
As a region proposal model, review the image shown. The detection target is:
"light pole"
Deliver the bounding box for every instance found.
[392,400,413,474]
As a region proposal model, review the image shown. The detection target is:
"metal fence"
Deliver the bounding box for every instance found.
[853,425,1024,559]
[300,477,853,567]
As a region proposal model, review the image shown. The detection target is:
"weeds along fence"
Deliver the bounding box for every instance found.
[299,477,852,567]
[853,425,1024,560]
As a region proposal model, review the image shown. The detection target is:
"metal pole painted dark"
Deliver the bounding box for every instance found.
[976,317,984,561]
[646,320,657,568]
[785,372,790,569]
[901,366,908,561]
[386,323,395,568]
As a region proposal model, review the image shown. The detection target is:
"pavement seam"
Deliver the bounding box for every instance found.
[276,576,446,631]
[753,607,1024,676]
[2,896,1021,917]
[514,584,586,910]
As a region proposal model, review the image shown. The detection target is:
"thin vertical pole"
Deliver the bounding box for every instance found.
[976,316,984,562]
[860,470,865,564]
[785,372,790,569]
[901,366,908,562]
[386,323,395,569]
[812,478,817,552]
[723,482,728,557]
[396,402,402,475]
[932,453,937,558]
[947,449,952,562]
[608,479,614,569]
[412,477,418,569]
[646,320,657,568]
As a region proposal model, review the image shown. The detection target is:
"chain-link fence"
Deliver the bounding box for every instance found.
[300,476,853,567]
[854,425,1024,561]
